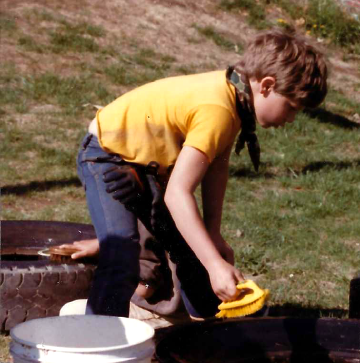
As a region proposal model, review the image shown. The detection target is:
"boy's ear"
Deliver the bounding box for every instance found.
[259,77,276,95]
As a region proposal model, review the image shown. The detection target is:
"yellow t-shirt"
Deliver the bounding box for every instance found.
[97,70,241,175]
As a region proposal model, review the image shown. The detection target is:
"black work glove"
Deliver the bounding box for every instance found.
[146,173,169,233]
[103,164,144,205]
[143,162,172,234]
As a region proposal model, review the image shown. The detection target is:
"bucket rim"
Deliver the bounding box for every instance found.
[10,315,155,353]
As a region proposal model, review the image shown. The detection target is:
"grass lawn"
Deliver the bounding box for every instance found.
[1,0,359,361]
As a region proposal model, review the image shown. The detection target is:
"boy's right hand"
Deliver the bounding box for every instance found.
[207,258,245,302]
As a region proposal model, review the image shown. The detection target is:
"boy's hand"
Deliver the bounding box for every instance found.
[207,258,244,302]
[58,239,99,259]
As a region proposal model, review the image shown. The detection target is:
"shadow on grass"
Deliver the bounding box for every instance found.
[229,165,276,179]
[2,178,82,196]
[304,107,360,129]
[268,303,348,319]
[302,159,360,174]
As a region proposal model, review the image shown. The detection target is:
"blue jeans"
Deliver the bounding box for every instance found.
[77,134,141,316]
[77,133,220,318]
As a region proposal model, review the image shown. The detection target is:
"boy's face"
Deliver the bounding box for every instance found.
[250,77,301,129]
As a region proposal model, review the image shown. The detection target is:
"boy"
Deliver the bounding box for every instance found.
[75,29,327,318]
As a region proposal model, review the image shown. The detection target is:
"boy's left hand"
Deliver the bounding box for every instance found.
[103,165,144,205]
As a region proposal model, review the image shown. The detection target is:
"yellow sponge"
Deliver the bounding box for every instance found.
[216,280,269,318]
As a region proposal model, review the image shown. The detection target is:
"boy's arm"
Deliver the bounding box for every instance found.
[201,144,234,264]
[165,145,243,301]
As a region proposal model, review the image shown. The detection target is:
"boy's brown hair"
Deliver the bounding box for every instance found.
[234,29,328,108]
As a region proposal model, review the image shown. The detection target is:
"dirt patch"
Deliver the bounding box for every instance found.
[2,0,359,102]
[328,55,360,103]
[342,239,360,250]
[0,0,253,75]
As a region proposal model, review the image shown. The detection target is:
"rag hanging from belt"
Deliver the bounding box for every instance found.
[226,66,261,172]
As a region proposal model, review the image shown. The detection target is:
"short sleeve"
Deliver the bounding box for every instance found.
[183,105,237,162]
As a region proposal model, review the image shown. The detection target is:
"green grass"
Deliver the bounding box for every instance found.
[222,108,360,309]
[18,35,46,53]
[26,8,106,39]
[270,0,304,20]
[220,0,360,52]
[49,31,100,53]
[47,20,105,53]
[219,0,270,29]
[305,0,360,50]
[17,10,106,54]
[194,24,244,53]
[0,67,113,115]
[104,48,177,86]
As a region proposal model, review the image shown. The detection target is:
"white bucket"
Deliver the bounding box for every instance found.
[10,315,155,363]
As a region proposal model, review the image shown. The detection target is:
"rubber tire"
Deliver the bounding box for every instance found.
[1,220,97,332]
